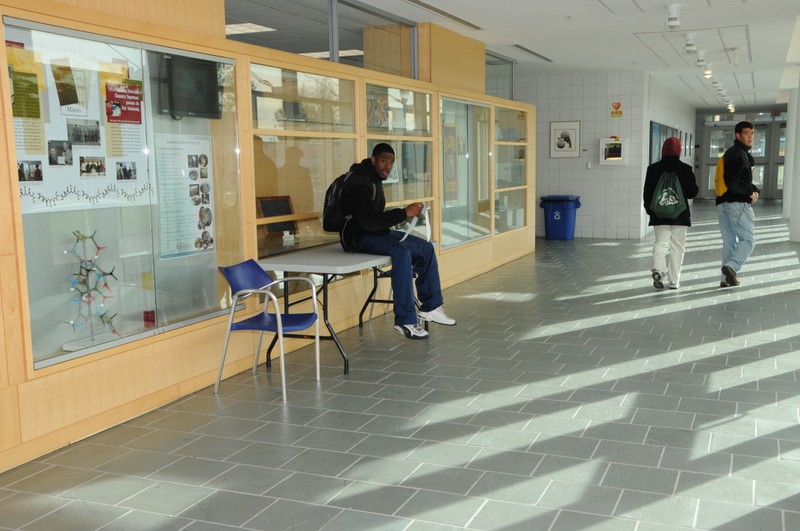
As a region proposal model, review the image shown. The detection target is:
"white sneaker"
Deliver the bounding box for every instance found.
[395,324,429,339]
[418,306,456,326]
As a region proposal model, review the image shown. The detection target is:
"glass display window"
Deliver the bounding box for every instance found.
[254,135,355,257]
[440,97,491,247]
[7,21,242,367]
[366,84,431,137]
[251,63,355,133]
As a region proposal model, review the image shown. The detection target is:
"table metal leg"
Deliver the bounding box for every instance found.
[322,274,349,374]
[265,273,349,375]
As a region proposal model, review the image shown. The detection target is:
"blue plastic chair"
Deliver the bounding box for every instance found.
[215,259,319,401]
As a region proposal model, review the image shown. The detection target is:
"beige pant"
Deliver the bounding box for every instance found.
[652,225,688,285]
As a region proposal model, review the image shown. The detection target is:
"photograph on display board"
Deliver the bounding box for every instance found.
[18,161,43,182]
[47,140,72,166]
[10,69,41,119]
[79,156,106,177]
[115,162,137,180]
[51,64,89,116]
[67,118,101,145]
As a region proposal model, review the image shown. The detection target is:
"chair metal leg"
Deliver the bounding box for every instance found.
[277,331,287,402]
[252,331,265,376]
[214,329,233,394]
[314,318,320,381]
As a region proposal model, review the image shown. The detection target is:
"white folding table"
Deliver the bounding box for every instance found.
[258,244,390,374]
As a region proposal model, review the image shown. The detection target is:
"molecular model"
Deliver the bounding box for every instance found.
[64,230,120,339]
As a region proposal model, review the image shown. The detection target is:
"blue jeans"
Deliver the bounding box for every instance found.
[717,202,755,278]
[356,231,443,326]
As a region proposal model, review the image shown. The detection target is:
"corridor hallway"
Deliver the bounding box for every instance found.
[1,200,800,530]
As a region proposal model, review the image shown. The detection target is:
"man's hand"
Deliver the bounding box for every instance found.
[405,202,424,217]
[751,191,759,203]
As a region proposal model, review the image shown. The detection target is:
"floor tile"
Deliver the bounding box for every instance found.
[179,490,272,526]
[695,499,783,530]
[469,500,556,530]
[120,481,213,514]
[20,499,127,531]
[538,480,622,515]
[243,498,339,530]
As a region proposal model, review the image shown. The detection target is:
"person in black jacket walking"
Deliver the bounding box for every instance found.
[716,120,759,288]
[340,143,456,340]
[643,137,699,289]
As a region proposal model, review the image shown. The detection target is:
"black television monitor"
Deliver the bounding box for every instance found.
[159,53,222,119]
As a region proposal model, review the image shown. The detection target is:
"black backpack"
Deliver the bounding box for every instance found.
[322,171,375,232]
[322,171,354,232]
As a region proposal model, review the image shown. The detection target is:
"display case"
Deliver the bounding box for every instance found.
[494,107,527,234]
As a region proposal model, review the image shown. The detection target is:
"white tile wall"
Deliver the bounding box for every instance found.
[517,71,695,240]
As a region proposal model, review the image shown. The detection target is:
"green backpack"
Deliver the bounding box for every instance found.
[649,171,686,219]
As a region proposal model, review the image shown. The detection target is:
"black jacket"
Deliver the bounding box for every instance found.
[716,139,759,205]
[643,155,699,226]
[339,158,407,252]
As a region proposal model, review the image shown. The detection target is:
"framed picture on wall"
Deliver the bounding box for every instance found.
[550,121,580,158]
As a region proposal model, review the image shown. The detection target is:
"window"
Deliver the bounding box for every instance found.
[7,22,241,368]
[226,0,416,79]
[364,84,433,239]
[251,64,356,257]
[494,107,527,233]
[485,51,514,100]
[440,98,491,247]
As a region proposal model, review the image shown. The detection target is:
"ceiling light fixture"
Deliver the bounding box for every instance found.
[684,32,697,54]
[695,50,706,67]
[703,66,713,78]
[225,23,276,35]
[666,4,680,29]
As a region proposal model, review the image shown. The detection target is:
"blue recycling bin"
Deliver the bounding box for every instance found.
[540,195,581,240]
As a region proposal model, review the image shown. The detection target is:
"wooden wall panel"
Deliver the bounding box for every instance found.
[16,322,229,440]
[418,23,485,94]
[363,24,414,78]
[0,28,25,390]
[0,387,20,452]
[50,0,225,38]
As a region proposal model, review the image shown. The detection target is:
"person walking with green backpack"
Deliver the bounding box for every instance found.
[643,137,699,289]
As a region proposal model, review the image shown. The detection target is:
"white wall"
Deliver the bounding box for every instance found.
[516,71,695,240]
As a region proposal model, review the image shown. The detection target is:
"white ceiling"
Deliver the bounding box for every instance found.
[225,0,800,111]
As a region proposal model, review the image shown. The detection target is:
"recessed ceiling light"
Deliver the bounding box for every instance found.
[225,23,276,35]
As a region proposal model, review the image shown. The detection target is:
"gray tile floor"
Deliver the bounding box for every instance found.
[2,199,800,530]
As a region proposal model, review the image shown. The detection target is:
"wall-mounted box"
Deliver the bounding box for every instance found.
[599,138,627,165]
